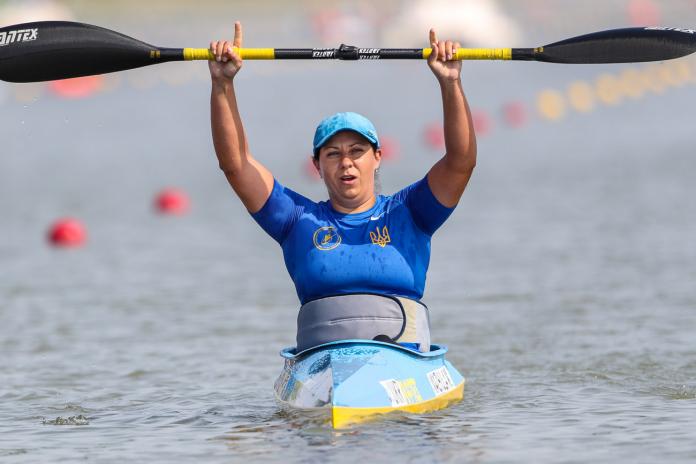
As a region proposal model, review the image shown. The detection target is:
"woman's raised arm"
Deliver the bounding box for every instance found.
[210,21,274,213]
[424,28,477,208]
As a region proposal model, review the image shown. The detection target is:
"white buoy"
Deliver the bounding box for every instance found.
[382,0,522,47]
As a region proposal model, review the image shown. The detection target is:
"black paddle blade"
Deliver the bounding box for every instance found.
[0,21,168,82]
[535,27,696,64]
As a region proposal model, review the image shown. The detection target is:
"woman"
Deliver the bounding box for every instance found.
[209,23,476,353]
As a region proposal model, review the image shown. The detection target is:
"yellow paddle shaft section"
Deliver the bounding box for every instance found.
[424,48,512,60]
[183,47,512,61]
[183,48,275,60]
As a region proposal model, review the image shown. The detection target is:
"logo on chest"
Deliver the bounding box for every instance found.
[313,226,342,251]
[370,226,391,248]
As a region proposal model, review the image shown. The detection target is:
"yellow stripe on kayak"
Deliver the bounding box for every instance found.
[182,48,276,60]
[423,48,512,60]
[331,381,465,429]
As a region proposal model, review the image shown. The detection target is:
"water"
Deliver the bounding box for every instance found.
[3,11,696,464]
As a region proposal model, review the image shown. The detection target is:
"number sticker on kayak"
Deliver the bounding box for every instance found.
[380,378,423,407]
[427,366,456,395]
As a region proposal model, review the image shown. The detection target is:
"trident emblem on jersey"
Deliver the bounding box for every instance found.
[370,226,391,248]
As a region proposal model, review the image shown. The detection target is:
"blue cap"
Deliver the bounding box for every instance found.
[313,112,380,155]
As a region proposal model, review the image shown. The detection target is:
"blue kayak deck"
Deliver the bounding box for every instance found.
[274,339,465,428]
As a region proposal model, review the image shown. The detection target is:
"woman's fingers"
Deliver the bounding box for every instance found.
[429,42,438,62]
[215,40,226,61]
[434,39,460,62]
[230,46,242,67]
[426,28,462,80]
[224,41,236,63]
[210,22,242,64]
[428,27,460,62]
[428,28,438,62]
[233,21,243,48]
[226,41,235,62]
[438,40,447,62]
[209,41,241,69]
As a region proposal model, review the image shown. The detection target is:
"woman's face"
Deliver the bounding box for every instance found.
[313,130,381,213]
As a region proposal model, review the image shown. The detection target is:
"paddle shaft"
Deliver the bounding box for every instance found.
[179,46,525,61]
[1,21,695,82]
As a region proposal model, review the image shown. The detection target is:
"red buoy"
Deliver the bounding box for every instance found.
[472,109,493,136]
[423,123,445,150]
[627,0,661,26]
[379,136,400,161]
[155,188,190,215]
[49,75,104,99]
[502,101,528,128]
[303,157,321,181]
[47,218,86,248]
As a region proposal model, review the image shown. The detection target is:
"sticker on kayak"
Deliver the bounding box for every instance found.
[379,378,422,407]
[427,366,456,395]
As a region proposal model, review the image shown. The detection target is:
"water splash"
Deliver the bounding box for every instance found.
[42,415,90,426]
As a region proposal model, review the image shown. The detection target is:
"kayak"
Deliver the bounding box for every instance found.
[274,339,465,428]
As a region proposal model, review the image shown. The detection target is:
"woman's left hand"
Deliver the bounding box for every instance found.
[427,28,462,83]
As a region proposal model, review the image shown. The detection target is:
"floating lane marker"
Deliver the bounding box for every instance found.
[49,75,104,99]
[303,157,321,180]
[655,62,676,87]
[423,122,446,150]
[419,59,696,150]
[627,0,662,26]
[99,74,122,94]
[13,82,44,103]
[669,61,692,86]
[127,69,160,91]
[537,89,566,121]
[538,59,696,122]
[47,218,87,248]
[379,135,400,161]
[619,68,646,100]
[567,81,596,113]
[595,73,623,106]
[154,188,190,215]
[501,101,528,128]
[472,110,493,135]
[643,64,668,94]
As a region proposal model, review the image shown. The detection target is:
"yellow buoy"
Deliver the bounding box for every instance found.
[537,89,566,121]
[595,73,623,106]
[567,81,595,113]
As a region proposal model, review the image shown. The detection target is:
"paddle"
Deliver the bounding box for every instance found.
[1,21,695,83]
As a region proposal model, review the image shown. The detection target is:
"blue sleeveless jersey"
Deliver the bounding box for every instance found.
[251,176,455,304]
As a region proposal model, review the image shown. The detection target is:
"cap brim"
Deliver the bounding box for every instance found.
[314,129,379,154]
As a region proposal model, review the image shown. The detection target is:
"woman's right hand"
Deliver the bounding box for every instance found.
[209,21,243,82]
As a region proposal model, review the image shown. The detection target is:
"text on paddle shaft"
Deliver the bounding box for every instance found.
[645,26,696,34]
[0,28,38,46]
[311,48,383,59]
[313,50,335,58]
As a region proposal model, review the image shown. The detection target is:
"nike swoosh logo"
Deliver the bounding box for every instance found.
[370,212,385,221]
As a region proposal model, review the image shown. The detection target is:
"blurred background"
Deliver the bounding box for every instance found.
[2,0,696,462]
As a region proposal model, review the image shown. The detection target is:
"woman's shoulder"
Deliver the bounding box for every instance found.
[271,179,320,208]
[384,176,430,205]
